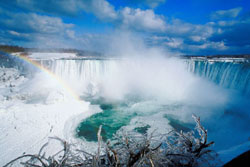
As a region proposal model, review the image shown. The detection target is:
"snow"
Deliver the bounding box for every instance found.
[0,67,91,166]
[25,52,77,60]
[189,56,249,63]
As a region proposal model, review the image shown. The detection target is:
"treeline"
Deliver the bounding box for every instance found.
[27,48,102,57]
[0,45,103,57]
[0,45,80,53]
[182,54,250,59]
[0,45,25,53]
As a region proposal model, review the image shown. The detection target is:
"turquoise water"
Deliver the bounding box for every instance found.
[76,98,138,141]
[76,96,198,142]
[76,91,250,153]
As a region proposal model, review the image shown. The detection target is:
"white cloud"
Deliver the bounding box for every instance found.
[5,0,82,16]
[1,12,73,35]
[8,30,21,36]
[80,0,117,21]
[146,0,166,8]
[132,0,166,8]
[190,36,203,42]
[164,38,183,48]
[7,0,118,21]
[0,7,77,48]
[66,30,75,39]
[146,18,233,54]
[165,19,214,38]
[1,0,248,54]
[28,14,74,34]
[119,7,167,32]
[210,7,242,20]
[195,41,227,50]
[2,0,165,33]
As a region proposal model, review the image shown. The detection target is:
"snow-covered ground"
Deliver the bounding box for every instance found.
[27,52,77,60]
[0,67,94,166]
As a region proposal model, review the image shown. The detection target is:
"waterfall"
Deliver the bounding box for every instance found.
[34,57,250,98]
[186,58,250,97]
[37,59,118,82]
[35,59,120,96]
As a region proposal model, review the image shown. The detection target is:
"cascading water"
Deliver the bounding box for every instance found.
[37,57,250,99]
[35,59,119,96]
[186,58,250,97]
[37,59,116,82]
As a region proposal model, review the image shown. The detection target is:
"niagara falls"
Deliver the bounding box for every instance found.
[0,0,250,167]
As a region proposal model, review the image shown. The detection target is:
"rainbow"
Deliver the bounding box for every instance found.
[14,53,81,101]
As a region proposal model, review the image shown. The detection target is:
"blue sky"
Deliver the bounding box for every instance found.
[0,0,250,55]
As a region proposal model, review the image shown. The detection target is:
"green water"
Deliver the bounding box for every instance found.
[77,102,137,141]
[134,125,151,134]
[76,97,195,142]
